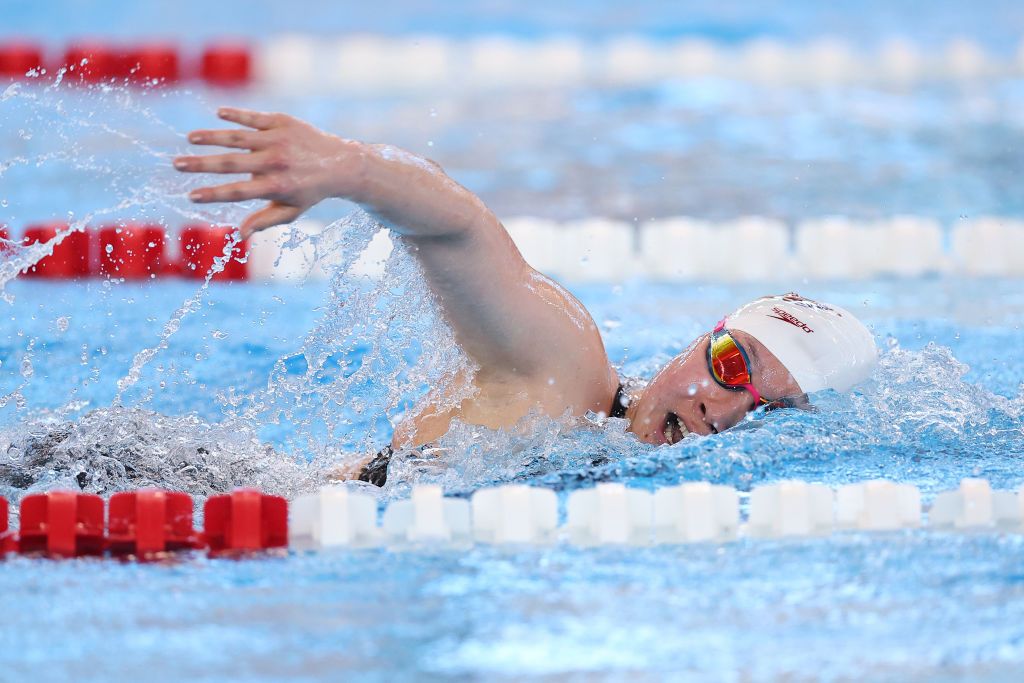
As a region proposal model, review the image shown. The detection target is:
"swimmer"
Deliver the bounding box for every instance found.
[174,108,877,484]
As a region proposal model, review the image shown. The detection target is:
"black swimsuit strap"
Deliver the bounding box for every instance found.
[610,384,629,419]
[357,445,393,487]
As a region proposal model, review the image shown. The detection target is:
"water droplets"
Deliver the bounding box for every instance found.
[234,211,475,468]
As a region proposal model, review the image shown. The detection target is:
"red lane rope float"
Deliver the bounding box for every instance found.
[0,42,45,80]
[0,496,15,555]
[201,43,252,87]
[108,490,201,559]
[62,42,128,84]
[2,40,249,87]
[11,223,255,281]
[18,491,105,558]
[181,223,248,281]
[203,489,288,555]
[126,44,180,85]
[21,223,92,278]
[99,223,167,279]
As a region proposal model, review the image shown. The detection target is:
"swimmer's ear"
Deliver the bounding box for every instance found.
[239,202,302,238]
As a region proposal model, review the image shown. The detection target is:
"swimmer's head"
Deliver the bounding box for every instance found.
[625,293,877,444]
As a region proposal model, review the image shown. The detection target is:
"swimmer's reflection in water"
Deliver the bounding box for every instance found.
[175,108,877,486]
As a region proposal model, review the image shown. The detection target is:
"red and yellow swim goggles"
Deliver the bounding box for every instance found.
[706,319,769,406]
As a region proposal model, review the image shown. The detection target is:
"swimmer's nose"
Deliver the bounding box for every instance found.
[693,401,720,435]
[699,395,748,434]
[698,402,718,434]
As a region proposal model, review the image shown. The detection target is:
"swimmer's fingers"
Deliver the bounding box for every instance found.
[188,177,281,204]
[174,151,267,175]
[217,107,287,131]
[187,128,266,150]
[186,108,293,148]
[239,203,302,238]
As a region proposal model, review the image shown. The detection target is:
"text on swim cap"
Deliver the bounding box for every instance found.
[767,307,814,333]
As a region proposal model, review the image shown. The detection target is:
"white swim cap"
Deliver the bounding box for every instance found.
[725,293,877,394]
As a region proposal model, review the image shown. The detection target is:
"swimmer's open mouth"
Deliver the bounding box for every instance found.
[664,412,688,445]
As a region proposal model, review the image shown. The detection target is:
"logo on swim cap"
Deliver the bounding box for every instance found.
[767,307,814,334]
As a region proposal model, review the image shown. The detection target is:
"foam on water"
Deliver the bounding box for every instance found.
[0,406,311,514]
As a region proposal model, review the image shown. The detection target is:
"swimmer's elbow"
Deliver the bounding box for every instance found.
[355,144,491,240]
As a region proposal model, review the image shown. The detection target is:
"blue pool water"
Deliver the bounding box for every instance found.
[2,0,1024,680]
[5,70,1024,228]
[0,272,1022,681]
[5,0,1024,53]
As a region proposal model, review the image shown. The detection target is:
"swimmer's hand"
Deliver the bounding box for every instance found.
[177,106,488,243]
[175,107,362,238]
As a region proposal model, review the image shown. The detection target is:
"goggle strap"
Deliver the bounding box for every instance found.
[739,382,764,405]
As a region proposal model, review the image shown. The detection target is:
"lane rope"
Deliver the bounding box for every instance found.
[5,216,1024,283]
[1,478,1020,559]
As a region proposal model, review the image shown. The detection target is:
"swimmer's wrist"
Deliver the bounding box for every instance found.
[323,137,370,202]
[334,142,411,207]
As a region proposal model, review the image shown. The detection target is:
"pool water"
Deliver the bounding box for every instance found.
[3,0,1024,680]
[1,272,1022,681]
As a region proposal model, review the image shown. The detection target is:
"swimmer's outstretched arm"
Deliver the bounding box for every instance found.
[176,108,617,413]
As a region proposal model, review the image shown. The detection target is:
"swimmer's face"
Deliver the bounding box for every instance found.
[627,330,803,444]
